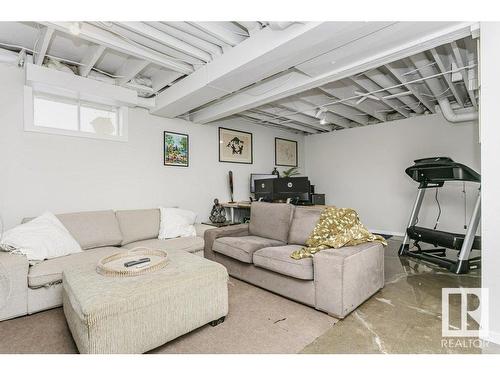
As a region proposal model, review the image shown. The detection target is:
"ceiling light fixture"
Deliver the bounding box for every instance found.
[319,112,328,125]
[315,107,327,119]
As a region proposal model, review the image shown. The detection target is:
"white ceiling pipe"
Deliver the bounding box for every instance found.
[409,52,478,123]
[436,98,478,122]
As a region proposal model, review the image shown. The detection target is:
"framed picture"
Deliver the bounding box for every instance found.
[275,137,298,167]
[218,127,253,164]
[164,131,189,167]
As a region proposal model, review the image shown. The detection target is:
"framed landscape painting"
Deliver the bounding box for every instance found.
[218,127,253,164]
[164,131,189,167]
[275,137,298,167]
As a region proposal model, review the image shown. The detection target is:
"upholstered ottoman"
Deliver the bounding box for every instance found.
[62,250,228,354]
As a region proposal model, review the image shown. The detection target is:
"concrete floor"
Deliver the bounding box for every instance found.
[302,237,499,354]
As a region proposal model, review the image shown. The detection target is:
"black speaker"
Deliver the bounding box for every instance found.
[310,185,315,194]
[311,194,325,205]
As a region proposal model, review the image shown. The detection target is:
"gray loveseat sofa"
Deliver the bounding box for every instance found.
[204,202,384,318]
[0,208,211,321]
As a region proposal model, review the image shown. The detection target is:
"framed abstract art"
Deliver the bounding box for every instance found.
[275,137,298,167]
[164,131,189,167]
[218,127,253,164]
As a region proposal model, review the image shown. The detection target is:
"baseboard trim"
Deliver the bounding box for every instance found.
[369,229,405,237]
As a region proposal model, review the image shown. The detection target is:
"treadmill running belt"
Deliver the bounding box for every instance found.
[407,226,481,251]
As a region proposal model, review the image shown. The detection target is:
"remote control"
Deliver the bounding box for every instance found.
[124,257,151,267]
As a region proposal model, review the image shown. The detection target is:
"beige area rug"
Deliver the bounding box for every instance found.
[0,277,337,354]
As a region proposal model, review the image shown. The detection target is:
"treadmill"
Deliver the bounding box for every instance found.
[399,157,481,274]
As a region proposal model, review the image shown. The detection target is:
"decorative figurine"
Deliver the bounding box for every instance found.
[271,167,280,177]
[228,170,234,203]
[209,198,227,223]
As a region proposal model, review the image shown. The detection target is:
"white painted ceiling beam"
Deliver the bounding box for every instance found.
[154,22,389,118]
[429,48,465,107]
[350,76,411,118]
[301,90,369,126]
[146,22,223,57]
[151,69,184,93]
[100,22,202,67]
[163,22,232,49]
[44,22,193,74]
[190,22,246,46]
[115,57,150,85]
[189,22,474,124]
[78,44,106,77]
[450,41,478,109]
[237,115,305,134]
[261,105,333,131]
[118,22,212,62]
[364,68,426,114]
[277,97,352,128]
[242,110,319,134]
[316,87,386,122]
[385,61,436,113]
[34,26,54,65]
[237,22,262,35]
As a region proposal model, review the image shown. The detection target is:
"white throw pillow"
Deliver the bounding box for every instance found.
[158,207,197,239]
[0,212,82,261]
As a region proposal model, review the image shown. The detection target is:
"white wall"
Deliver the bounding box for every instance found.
[305,114,480,235]
[0,64,305,230]
[480,22,500,345]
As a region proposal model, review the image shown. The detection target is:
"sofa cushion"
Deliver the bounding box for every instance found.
[123,237,204,254]
[249,202,294,243]
[253,245,314,280]
[57,210,123,250]
[288,207,323,245]
[213,235,284,263]
[115,209,160,245]
[28,247,120,288]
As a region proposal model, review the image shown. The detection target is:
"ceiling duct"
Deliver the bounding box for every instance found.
[409,52,478,123]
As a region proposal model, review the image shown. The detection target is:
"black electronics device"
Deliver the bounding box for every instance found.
[250,173,278,193]
[255,177,310,203]
[310,193,325,205]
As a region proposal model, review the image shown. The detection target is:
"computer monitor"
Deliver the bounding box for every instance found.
[250,173,277,193]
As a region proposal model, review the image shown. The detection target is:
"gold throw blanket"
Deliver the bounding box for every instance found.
[291,207,387,260]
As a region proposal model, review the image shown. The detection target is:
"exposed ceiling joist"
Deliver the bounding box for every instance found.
[302,90,369,126]
[364,68,425,114]
[237,114,306,134]
[317,85,386,122]
[237,22,262,35]
[263,105,333,131]
[78,44,106,77]
[188,22,475,124]
[190,22,246,46]
[118,22,212,63]
[429,48,465,107]
[350,75,411,118]
[145,22,223,57]
[153,22,367,118]
[34,26,54,65]
[450,41,478,109]
[385,61,436,113]
[150,69,184,93]
[115,57,150,85]
[242,111,319,134]
[44,21,193,74]
[278,97,352,129]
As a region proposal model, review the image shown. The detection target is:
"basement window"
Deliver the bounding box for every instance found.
[25,89,128,142]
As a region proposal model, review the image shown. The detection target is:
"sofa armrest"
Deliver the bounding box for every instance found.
[204,224,249,260]
[313,242,384,318]
[194,223,214,238]
[0,251,29,321]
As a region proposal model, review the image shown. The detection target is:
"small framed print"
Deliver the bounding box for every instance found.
[275,137,298,167]
[164,131,189,167]
[218,127,253,164]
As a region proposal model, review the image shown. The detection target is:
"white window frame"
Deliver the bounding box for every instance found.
[24,86,128,142]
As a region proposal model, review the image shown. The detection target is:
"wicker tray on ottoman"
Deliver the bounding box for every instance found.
[62,250,228,354]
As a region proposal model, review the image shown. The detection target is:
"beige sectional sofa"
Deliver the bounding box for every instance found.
[0,208,212,321]
[204,202,385,318]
